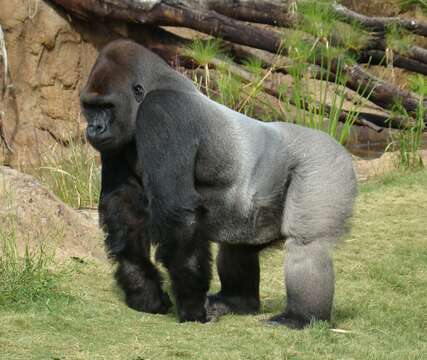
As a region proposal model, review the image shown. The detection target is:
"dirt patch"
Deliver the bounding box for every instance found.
[0,165,105,262]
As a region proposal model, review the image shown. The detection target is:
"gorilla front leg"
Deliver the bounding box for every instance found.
[98,152,172,314]
[160,240,212,323]
[115,255,172,314]
[208,244,260,318]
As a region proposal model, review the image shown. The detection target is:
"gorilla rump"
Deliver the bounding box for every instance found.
[80,39,357,329]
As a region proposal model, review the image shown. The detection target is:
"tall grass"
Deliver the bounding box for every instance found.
[279,34,365,144]
[391,99,425,169]
[386,74,426,169]
[33,140,100,209]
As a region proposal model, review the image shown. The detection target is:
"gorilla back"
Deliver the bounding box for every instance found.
[80,39,357,329]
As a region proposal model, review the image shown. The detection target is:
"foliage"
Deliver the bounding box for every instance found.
[184,38,224,66]
[385,24,415,56]
[399,0,427,14]
[390,99,425,169]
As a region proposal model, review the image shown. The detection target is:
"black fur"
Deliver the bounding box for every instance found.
[207,244,260,319]
[99,147,171,314]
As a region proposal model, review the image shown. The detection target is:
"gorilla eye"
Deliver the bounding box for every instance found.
[133,84,145,102]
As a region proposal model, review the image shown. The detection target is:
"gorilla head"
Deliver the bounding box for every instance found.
[80,40,195,152]
[80,40,153,152]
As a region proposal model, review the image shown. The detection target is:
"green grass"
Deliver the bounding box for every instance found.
[0,189,72,312]
[1,170,427,359]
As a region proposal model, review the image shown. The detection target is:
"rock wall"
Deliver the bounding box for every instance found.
[0,0,121,167]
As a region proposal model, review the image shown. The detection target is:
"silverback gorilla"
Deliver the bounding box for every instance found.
[80,39,357,329]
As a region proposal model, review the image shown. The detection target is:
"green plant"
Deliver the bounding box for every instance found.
[214,70,243,110]
[33,140,100,209]
[184,38,224,66]
[184,38,226,98]
[399,0,427,14]
[277,3,370,144]
[385,24,415,56]
[408,74,427,97]
[389,96,425,169]
[280,42,365,145]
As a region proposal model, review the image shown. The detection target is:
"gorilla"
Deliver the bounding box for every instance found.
[80,39,357,329]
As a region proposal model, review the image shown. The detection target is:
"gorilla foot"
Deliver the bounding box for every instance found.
[206,292,260,320]
[265,311,313,330]
[178,301,208,323]
[126,290,172,314]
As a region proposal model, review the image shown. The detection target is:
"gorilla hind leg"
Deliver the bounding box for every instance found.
[268,240,334,329]
[208,243,260,319]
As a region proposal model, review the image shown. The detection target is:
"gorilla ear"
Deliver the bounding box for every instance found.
[133,84,145,103]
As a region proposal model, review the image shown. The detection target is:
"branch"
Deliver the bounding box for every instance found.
[341,62,426,120]
[331,1,427,37]
[359,50,427,75]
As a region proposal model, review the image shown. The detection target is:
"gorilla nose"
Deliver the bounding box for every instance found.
[87,119,107,139]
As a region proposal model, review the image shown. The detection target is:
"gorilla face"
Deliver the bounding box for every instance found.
[80,47,145,153]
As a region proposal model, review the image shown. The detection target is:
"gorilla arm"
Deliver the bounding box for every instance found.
[99,150,172,314]
[136,91,212,323]
[99,150,145,256]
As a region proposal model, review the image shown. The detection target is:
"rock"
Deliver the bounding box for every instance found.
[0,0,120,167]
[0,165,105,261]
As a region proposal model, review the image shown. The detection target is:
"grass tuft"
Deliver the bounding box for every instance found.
[385,24,415,56]
[184,38,224,66]
[0,190,70,310]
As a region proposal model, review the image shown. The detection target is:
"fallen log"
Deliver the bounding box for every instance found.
[331,1,427,37]
[359,50,427,76]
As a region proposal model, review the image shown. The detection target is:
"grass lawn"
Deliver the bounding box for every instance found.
[1,170,426,359]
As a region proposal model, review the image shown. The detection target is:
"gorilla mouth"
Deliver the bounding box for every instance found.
[86,128,113,151]
[83,103,115,150]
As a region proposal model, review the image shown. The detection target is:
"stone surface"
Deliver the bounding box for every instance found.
[0,165,105,261]
[0,0,120,167]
